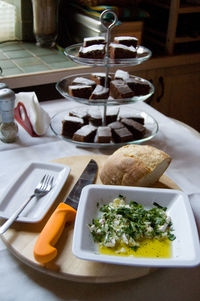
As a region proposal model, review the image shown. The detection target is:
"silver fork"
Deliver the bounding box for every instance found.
[0,174,54,235]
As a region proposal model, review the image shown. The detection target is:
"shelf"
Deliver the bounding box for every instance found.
[142,0,200,54]
[145,27,200,45]
[175,35,200,43]
[143,0,200,12]
[179,6,200,13]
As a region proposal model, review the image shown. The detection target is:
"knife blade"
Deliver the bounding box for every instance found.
[33,159,98,264]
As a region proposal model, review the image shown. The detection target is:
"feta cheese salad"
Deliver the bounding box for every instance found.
[88,195,176,254]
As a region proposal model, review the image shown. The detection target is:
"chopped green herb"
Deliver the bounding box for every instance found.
[88,195,176,250]
[168,233,176,241]
[153,202,167,211]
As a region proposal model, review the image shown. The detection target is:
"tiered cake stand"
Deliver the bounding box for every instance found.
[51,10,158,148]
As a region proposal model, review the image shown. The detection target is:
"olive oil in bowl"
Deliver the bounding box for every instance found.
[99,238,171,258]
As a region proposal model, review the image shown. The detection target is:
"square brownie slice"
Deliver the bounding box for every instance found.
[105,107,119,125]
[62,116,84,138]
[121,118,146,139]
[72,77,96,90]
[114,69,130,81]
[91,72,112,87]
[88,108,102,126]
[89,85,109,100]
[78,44,105,59]
[110,80,134,99]
[126,77,151,96]
[113,36,138,48]
[83,36,105,47]
[112,127,133,143]
[69,108,89,124]
[68,85,93,99]
[96,126,112,143]
[109,43,137,59]
[72,125,97,142]
[118,112,145,125]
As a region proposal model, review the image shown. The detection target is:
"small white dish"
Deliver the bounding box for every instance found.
[0,162,70,223]
[72,184,200,267]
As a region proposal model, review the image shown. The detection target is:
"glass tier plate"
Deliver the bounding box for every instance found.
[56,73,155,106]
[50,106,159,149]
[64,43,152,67]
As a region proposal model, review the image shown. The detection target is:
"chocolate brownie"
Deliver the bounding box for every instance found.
[83,36,105,47]
[108,121,124,130]
[112,127,133,143]
[113,36,138,48]
[88,108,102,126]
[72,124,97,142]
[121,118,146,139]
[105,107,119,125]
[91,72,111,87]
[119,112,145,125]
[126,77,151,96]
[114,69,130,81]
[69,108,89,124]
[62,116,84,138]
[68,85,93,99]
[109,43,137,59]
[89,85,109,100]
[96,126,112,143]
[72,77,96,89]
[78,44,105,59]
[110,80,134,99]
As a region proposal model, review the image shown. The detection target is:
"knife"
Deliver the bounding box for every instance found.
[33,159,98,264]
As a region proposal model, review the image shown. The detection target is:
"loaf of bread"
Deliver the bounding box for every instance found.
[100,145,171,187]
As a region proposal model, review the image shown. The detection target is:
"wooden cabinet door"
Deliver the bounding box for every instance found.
[167,65,200,131]
[132,69,171,116]
[124,61,200,131]
[135,64,200,131]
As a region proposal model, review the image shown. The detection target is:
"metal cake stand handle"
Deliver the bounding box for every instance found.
[100,9,118,125]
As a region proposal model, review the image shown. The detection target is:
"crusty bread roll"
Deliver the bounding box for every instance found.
[100,144,171,187]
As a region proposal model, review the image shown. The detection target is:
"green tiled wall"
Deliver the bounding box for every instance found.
[0,41,77,77]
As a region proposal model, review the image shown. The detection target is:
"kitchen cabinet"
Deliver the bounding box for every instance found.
[141,0,200,54]
[127,53,200,132]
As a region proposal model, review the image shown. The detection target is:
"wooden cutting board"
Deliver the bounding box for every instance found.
[1,155,179,283]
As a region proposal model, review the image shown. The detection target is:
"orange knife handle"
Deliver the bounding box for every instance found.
[33,203,76,264]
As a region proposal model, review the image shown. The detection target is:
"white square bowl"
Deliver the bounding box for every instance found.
[72,184,200,267]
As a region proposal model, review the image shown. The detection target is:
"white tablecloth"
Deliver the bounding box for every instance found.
[0,99,200,301]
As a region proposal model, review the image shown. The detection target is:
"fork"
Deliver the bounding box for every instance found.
[0,174,54,235]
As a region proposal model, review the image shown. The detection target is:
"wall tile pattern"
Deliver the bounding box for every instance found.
[0,41,76,77]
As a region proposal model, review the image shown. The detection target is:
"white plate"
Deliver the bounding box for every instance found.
[72,184,200,267]
[0,162,70,223]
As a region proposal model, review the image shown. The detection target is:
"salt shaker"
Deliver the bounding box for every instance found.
[0,88,18,143]
[0,83,8,124]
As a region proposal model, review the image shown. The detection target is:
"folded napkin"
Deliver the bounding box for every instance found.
[15,92,51,136]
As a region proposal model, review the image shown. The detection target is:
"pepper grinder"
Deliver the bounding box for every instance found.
[0,88,18,143]
[0,83,8,124]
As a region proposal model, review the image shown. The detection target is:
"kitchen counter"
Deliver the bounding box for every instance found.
[0,98,200,300]
[0,41,77,77]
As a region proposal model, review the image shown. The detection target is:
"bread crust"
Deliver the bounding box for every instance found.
[100,145,171,186]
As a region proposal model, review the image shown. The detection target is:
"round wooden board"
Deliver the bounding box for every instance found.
[1,155,180,283]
